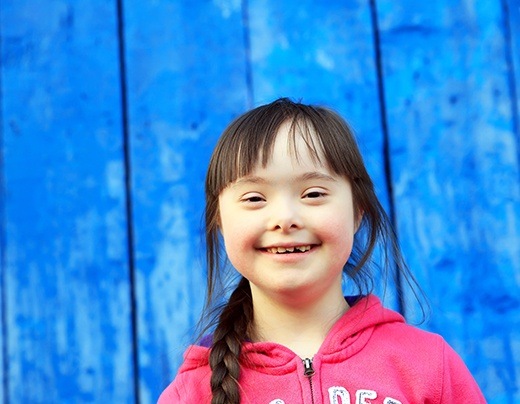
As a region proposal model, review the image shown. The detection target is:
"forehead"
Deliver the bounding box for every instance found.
[255,119,326,170]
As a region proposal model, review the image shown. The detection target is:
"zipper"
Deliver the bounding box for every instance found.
[303,358,315,404]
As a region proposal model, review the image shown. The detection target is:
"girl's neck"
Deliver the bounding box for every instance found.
[250,287,349,359]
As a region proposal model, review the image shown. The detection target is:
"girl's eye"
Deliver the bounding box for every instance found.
[304,190,326,199]
[241,194,265,203]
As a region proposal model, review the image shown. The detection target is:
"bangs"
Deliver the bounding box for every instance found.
[227,117,327,188]
[206,98,369,199]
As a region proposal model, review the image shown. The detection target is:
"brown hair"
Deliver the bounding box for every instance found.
[203,98,419,403]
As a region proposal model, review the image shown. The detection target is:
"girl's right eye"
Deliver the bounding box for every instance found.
[241,194,265,204]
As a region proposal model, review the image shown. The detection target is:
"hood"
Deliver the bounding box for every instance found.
[178,294,404,375]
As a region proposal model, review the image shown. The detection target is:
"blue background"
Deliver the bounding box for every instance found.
[1,0,519,403]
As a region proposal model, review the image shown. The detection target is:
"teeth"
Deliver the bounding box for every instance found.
[266,245,312,254]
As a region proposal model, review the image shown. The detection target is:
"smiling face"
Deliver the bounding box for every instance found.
[218,122,359,306]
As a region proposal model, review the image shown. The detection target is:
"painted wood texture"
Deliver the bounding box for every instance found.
[0,1,518,403]
[0,1,135,402]
[507,0,520,142]
[376,1,520,402]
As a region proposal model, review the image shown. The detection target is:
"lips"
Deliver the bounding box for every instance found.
[264,245,313,254]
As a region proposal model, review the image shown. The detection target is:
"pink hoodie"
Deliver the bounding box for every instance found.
[158,295,485,403]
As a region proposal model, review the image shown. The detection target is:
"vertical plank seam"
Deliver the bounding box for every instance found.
[0,107,7,404]
[0,2,9,400]
[501,0,520,172]
[241,0,255,108]
[368,0,405,315]
[115,0,141,403]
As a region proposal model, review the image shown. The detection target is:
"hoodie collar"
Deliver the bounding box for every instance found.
[181,295,404,373]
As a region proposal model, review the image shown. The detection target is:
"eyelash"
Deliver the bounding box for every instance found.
[243,196,264,203]
[304,191,326,199]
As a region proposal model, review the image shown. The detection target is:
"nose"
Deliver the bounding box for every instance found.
[267,198,303,232]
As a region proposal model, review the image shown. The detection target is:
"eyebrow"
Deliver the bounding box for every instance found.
[299,171,338,182]
[232,171,338,187]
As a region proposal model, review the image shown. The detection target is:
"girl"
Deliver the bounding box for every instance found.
[158,98,485,403]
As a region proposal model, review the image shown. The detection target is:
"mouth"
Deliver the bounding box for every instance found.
[263,245,314,254]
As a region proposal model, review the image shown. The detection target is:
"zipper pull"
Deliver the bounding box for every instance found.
[303,358,315,377]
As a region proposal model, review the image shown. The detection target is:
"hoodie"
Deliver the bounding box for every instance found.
[158,295,485,403]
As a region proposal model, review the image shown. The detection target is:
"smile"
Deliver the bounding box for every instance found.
[264,245,313,254]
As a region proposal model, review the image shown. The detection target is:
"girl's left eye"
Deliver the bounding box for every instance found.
[240,193,265,203]
[304,190,326,199]
[245,196,264,203]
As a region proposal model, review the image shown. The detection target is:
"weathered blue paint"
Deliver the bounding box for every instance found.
[376,1,520,402]
[0,10,6,399]
[505,0,520,157]
[0,0,135,402]
[121,0,250,402]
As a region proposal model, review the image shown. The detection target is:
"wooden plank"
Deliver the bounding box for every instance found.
[0,1,135,402]
[506,0,520,142]
[0,4,6,400]
[0,90,5,404]
[247,0,400,308]
[121,1,250,402]
[375,1,520,401]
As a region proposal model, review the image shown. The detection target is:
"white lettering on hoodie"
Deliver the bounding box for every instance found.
[270,387,403,404]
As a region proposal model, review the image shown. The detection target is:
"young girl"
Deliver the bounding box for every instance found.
[158,98,485,403]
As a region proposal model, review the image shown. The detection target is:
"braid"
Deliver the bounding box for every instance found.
[209,277,253,404]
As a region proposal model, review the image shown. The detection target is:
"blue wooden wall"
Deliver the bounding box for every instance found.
[0,1,519,403]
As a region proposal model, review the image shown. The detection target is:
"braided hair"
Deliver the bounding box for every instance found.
[208,278,252,404]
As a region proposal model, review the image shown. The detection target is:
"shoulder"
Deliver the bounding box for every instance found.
[437,339,486,402]
[371,320,448,367]
[372,321,485,402]
[378,319,444,348]
[157,345,213,404]
[158,368,212,404]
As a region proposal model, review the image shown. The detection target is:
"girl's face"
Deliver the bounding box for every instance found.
[218,122,359,306]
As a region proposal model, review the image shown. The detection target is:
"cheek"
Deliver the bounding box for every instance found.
[221,226,242,253]
[219,217,258,271]
[221,235,239,269]
[221,236,253,277]
[319,212,356,255]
